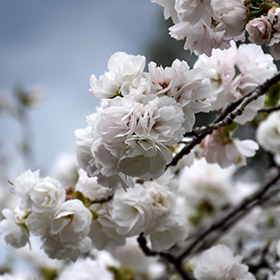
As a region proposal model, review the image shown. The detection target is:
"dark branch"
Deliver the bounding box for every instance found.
[177,169,280,264]
[168,71,280,168]
[258,104,280,113]
[91,195,114,204]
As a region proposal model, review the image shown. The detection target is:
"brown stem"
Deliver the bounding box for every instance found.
[91,194,114,204]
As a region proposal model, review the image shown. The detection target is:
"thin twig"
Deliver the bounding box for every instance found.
[258,104,280,113]
[91,195,114,204]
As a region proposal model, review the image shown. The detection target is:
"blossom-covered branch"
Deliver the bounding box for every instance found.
[169,71,280,167]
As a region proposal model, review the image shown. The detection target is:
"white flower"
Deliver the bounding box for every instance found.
[10,170,66,213]
[75,169,113,200]
[76,93,175,188]
[25,211,51,236]
[95,96,141,143]
[267,7,280,59]
[119,136,172,181]
[110,184,154,237]
[198,128,259,168]
[257,111,280,153]
[88,204,126,250]
[29,176,65,213]
[75,124,95,175]
[145,213,188,251]
[50,199,92,250]
[120,75,151,98]
[137,96,185,145]
[12,169,41,210]
[169,21,231,56]
[178,158,236,210]
[194,244,255,280]
[246,17,272,45]
[194,41,276,118]
[75,123,134,190]
[41,232,90,262]
[148,59,211,131]
[212,0,247,37]
[194,42,237,110]
[175,0,212,26]
[57,257,114,280]
[0,208,29,248]
[148,61,183,97]
[144,180,176,215]
[236,43,277,84]
[229,75,265,125]
[89,52,146,99]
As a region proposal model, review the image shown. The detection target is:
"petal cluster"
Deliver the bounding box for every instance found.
[76,52,211,189]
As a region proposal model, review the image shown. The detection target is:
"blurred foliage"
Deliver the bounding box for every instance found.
[265,80,280,107]
[108,266,134,280]
[40,267,59,280]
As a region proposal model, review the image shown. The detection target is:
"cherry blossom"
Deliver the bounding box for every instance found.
[194,244,255,280]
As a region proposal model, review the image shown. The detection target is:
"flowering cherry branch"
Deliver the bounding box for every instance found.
[178,168,280,262]
[137,168,280,278]
[169,71,280,168]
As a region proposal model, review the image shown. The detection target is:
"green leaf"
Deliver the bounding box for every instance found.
[108,266,134,280]
[265,80,280,107]
[73,191,86,204]
[259,2,278,15]
[90,209,99,220]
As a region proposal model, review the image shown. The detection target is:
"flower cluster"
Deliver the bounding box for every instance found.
[194,41,277,117]
[75,51,211,189]
[152,0,280,59]
[76,44,276,190]
[0,168,188,261]
[0,170,92,262]
[86,169,188,252]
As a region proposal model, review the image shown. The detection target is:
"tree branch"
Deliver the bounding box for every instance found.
[137,233,194,280]
[258,104,280,113]
[168,71,280,168]
[177,169,280,263]
[91,194,114,204]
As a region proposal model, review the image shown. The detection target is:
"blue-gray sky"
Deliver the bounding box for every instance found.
[0,1,162,175]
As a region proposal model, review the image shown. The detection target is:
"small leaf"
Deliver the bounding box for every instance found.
[90,209,99,220]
